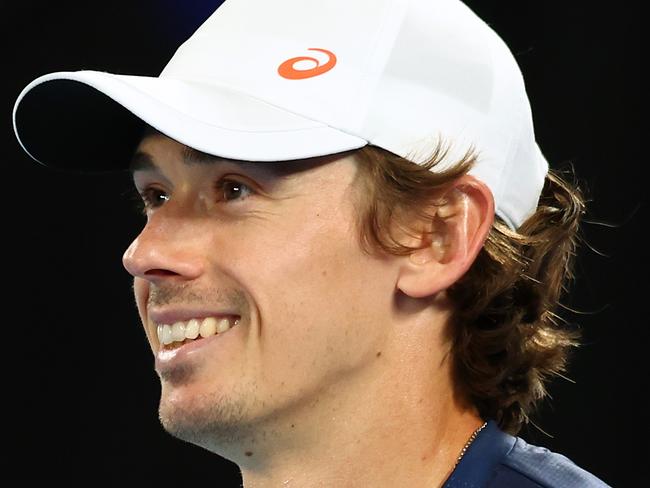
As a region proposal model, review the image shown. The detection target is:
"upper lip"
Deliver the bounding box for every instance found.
[148,308,241,326]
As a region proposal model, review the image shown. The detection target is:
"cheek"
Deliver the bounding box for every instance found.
[228,201,384,360]
[133,278,154,343]
[133,277,149,313]
[234,201,358,302]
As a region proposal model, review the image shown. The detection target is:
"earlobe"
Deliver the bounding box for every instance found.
[396,176,494,299]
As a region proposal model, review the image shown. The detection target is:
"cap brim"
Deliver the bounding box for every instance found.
[13,71,367,172]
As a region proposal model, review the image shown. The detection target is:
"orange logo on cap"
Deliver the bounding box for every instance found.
[277,48,337,80]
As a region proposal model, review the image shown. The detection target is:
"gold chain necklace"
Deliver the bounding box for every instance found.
[454,421,488,467]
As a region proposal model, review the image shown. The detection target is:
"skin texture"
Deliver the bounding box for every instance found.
[122,133,494,488]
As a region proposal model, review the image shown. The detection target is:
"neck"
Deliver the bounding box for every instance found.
[236,341,484,488]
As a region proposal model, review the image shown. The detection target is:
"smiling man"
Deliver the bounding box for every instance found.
[123,126,495,486]
[13,0,609,486]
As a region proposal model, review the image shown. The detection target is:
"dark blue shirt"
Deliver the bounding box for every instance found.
[443,420,610,487]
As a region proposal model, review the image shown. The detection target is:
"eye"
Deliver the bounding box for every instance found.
[138,187,170,212]
[217,178,254,202]
[127,177,254,216]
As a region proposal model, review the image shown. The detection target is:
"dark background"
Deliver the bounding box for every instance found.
[3,1,644,486]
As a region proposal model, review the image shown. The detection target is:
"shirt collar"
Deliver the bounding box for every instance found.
[443,420,516,488]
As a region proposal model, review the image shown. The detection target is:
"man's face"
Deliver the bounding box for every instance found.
[122,134,398,453]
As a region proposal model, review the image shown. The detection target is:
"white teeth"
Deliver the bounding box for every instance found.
[161,324,173,345]
[171,322,186,342]
[216,317,231,333]
[185,319,200,339]
[155,316,238,347]
[199,317,218,338]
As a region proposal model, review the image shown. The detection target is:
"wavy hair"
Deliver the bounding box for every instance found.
[350,142,585,435]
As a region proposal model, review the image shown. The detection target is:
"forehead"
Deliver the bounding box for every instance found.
[130,133,355,179]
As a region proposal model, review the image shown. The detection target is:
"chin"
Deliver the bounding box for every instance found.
[157,387,217,447]
[157,380,252,451]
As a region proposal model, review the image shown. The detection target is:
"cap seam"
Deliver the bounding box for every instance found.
[342,0,409,131]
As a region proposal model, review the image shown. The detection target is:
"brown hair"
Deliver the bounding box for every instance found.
[350,142,585,435]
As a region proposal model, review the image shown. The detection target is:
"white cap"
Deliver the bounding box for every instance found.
[13,0,548,229]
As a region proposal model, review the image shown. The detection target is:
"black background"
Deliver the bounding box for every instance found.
[3,1,644,486]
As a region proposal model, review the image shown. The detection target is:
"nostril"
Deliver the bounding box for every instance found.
[145,269,179,277]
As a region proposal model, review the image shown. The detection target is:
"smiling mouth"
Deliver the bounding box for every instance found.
[155,316,240,351]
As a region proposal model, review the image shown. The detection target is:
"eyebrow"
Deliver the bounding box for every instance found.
[130,146,250,173]
[129,146,320,179]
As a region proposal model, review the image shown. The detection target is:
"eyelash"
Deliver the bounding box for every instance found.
[129,178,254,216]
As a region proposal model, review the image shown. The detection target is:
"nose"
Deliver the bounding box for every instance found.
[122,215,205,283]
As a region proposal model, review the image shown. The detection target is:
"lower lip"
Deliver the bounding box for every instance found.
[155,324,241,372]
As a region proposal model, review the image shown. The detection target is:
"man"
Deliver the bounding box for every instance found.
[13,0,610,486]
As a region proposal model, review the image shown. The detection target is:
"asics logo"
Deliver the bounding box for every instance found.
[277,48,337,80]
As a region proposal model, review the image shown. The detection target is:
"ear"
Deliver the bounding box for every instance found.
[396,175,495,298]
